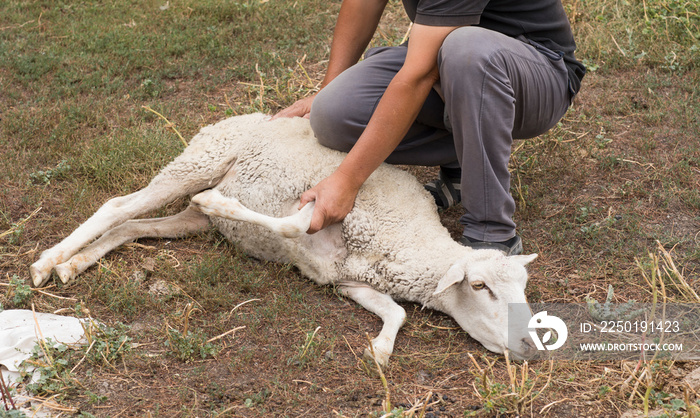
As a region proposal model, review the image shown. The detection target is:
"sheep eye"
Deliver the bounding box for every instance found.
[471,281,487,290]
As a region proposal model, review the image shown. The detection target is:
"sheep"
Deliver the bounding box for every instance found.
[30,113,538,367]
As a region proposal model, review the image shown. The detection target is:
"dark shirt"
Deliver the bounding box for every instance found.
[402,0,586,95]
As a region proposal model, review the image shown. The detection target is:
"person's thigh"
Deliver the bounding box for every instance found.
[310,46,408,153]
[310,46,455,165]
[437,27,571,240]
[439,27,570,141]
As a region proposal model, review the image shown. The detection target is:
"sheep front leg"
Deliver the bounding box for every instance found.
[191,189,314,238]
[338,281,407,368]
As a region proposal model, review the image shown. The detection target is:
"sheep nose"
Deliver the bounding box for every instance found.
[520,337,538,358]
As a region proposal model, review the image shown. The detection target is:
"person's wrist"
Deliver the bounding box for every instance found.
[333,167,364,193]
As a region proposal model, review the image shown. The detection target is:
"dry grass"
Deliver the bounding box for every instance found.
[1,0,699,416]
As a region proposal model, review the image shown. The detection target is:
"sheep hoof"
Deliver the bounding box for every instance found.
[30,261,52,287]
[54,262,76,284]
[363,346,390,369]
[191,189,220,207]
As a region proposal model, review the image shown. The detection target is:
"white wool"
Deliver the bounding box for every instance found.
[185,114,469,305]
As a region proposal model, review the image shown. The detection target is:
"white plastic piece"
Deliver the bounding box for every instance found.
[1,309,88,383]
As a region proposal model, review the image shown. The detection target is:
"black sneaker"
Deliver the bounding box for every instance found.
[459,235,523,256]
[424,167,461,211]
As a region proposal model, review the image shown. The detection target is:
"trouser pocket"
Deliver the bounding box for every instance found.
[517,35,564,61]
[517,35,575,101]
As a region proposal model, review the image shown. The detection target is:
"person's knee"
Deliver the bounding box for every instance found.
[310,90,349,152]
[310,87,363,153]
[439,27,506,74]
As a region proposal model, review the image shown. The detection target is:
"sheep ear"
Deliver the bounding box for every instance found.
[510,253,538,266]
[433,264,465,295]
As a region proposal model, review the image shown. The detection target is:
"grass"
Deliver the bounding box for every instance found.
[1,0,699,416]
[570,0,700,72]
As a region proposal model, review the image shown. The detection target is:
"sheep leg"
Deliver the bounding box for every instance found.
[190,189,314,238]
[338,281,407,368]
[30,180,208,287]
[53,207,210,284]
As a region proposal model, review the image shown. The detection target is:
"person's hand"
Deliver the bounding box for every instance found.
[299,170,360,234]
[271,95,316,120]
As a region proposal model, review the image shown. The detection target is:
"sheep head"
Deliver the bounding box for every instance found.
[432,251,538,360]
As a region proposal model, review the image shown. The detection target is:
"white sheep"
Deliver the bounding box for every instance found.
[30,113,538,366]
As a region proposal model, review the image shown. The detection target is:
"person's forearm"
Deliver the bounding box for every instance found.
[299,24,457,233]
[298,69,438,233]
[322,0,388,88]
[296,73,431,234]
[335,24,458,189]
[335,69,439,189]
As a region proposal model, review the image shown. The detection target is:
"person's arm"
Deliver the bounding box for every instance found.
[301,23,459,233]
[272,0,388,119]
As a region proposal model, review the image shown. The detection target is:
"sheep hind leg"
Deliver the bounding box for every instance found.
[190,189,314,238]
[30,180,205,287]
[338,281,407,368]
[53,207,210,284]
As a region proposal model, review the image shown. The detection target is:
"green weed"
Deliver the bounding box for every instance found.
[288,326,325,368]
[164,328,219,362]
[0,411,27,418]
[28,160,72,185]
[21,343,75,397]
[0,207,41,247]
[467,353,553,416]
[90,265,150,320]
[17,320,131,401]
[243,388,271,408]
[164,302,219,362]
[81,321,133,367]
[5,275,32,308]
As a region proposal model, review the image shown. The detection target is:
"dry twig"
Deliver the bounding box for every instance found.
[0,206,42,240]
[141,105,188,147]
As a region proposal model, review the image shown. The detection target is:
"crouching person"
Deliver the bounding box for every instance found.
[273,0,586,254]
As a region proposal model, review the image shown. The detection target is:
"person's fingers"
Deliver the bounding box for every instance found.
[270,106,299,120]
[299,189,317,210]
[299,190,324,234]
[298,170,359,234]
[306,207,326,234]
[271,96,314,120]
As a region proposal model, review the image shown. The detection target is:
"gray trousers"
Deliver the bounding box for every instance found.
[310,27,571,242]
